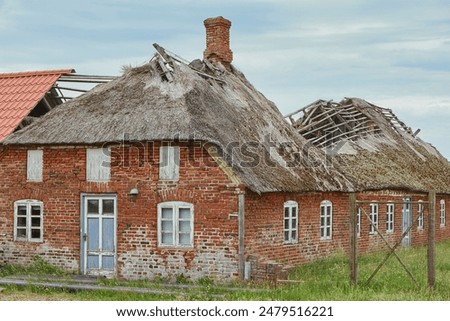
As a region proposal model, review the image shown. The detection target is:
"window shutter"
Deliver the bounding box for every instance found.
[86,148,110,181]
[27,150,43,181]
[160,146,180,180]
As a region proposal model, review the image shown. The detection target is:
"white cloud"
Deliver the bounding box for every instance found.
[370,96,450,117]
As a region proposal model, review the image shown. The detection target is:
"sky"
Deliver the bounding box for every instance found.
[1,0,450,160]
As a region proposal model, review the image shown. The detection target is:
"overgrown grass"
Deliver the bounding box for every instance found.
[0,256,70,277]
[2,241,450,300]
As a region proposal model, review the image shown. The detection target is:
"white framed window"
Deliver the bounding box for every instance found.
[386,203,394,233]
[417,200,424,230]
[320,200,332,240]
[356,207,361,237]
[27,150,43,181]
[159,146,180,181]
[440,199,446,227]
[158,201,193,247]
[369,202,378,235]
[86,148,110,182]
[283,201,298,244]
[14,200,43,242]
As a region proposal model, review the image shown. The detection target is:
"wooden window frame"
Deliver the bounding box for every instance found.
[283,201,298,244]
[417,200,424,230]
[440,199,446,227]
[356,207,361,237]
[157,201,193,248]
[369,202,379,235]
[14,200,43,242]
[386,202,394,233]
[320,200,333,240]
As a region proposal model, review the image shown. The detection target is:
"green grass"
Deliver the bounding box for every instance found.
[2,241,450,300]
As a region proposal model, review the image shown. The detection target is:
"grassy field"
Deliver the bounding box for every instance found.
[1,240,450,301]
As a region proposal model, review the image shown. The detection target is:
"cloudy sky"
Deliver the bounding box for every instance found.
[1,0,449,159]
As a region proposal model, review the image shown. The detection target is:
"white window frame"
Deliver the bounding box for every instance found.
[27,149,43,182]
[159,146,180,181]
[369,202,379,235]
[14,200,43,242]
[440,199,446,227]
[320,200,332,240]
[283,201,298,244]
[417,200,424,230]
[356,207,361,238]
[386,203,394,233]
[86,148,110,182]
[157,201,193,248]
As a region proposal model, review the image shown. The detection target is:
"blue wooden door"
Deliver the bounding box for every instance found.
[402,197,412,247]
[82,195,116,276]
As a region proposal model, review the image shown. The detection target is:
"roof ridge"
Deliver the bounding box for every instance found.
[0,69,74,78]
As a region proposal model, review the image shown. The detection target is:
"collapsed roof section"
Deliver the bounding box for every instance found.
[285,98,418,150]
[286,98,450,193]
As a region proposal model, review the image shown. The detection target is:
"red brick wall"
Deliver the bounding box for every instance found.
[1,142,449,281]
[244,190,450,280]
[0,142,240,281]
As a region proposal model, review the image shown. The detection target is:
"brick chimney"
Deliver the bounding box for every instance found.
[203,16,233,68]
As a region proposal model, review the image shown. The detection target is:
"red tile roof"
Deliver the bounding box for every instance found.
[0,69,74,141]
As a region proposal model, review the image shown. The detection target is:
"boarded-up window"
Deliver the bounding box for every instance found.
[159,146,180,180]
[86,148,110,182]
[27,150,43,181]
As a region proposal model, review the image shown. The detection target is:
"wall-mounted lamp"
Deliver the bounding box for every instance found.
[128,187,139,196]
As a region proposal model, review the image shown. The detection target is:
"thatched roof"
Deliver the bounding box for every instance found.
[3,45,353,194]
[286,98,450,193]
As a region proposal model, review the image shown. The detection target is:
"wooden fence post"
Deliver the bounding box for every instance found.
[428,190,436,289]
[349,193,357,285]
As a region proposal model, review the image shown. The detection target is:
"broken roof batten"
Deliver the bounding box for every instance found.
[286,98,416,149]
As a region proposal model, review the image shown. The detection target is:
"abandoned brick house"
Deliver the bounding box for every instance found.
[0,17,449,281]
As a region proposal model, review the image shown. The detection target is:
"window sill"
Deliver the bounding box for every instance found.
[14,239,43,243]
[158,245,193,250]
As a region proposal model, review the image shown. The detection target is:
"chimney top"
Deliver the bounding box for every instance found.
[203,16,233,68]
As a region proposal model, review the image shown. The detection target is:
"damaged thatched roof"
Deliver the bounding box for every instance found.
[3,45,354,194]
[286,98,450,193]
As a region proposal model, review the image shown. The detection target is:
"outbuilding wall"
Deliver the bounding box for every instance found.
[245,190,450,280]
